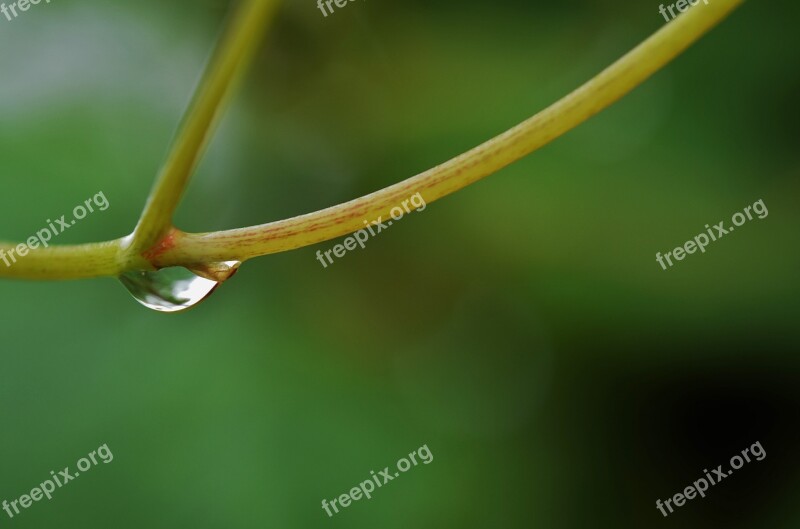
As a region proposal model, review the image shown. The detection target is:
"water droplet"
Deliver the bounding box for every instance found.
[119,261,240,313]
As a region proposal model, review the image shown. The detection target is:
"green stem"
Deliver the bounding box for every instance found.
[0,239,126,280]
[129,0,279,254]
[0,0,744,280]
[152,0,744,267]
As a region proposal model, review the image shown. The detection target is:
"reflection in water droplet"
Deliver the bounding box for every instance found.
[119,261,240,313]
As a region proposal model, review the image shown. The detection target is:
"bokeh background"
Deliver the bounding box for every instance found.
[0,0,798,527]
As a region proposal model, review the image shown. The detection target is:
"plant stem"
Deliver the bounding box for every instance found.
[129,0,279,254]
[0,0,744,280]
[0,239,126,280]
[151,0,744,268]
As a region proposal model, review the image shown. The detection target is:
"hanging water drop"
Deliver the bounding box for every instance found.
[119,261,241,313]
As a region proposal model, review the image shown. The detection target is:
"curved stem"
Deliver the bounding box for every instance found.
[130,0,279,253]
[153,0,744,267]
[0,0,744,280]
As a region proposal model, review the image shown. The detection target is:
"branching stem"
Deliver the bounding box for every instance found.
[0,0,744,280]
[130,0,279,254]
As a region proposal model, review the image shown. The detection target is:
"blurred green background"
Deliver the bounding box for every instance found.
[0,0,798,527]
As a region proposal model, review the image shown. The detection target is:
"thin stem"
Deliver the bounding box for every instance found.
[152,0,744,268]
[130,0,279,253]
[0,240,125,280]
[0,0,744,280]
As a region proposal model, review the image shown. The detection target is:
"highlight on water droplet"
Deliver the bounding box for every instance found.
[119,261,241,313]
